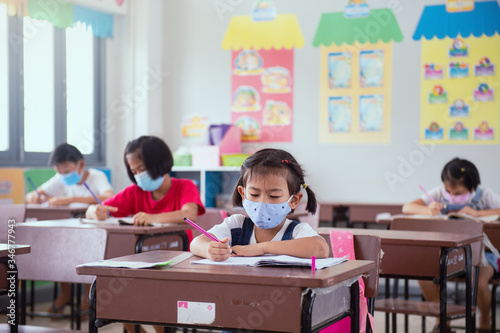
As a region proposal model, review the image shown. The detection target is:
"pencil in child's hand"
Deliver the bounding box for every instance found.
[418,185,435,203]
[26,176,42,200]
[183,217,236,255]
[83,182,110,216]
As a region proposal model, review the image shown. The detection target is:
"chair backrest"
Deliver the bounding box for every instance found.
[319,232,381,298]
[16,226,107,284]
[0,204,26,241]
[391,218,483,266]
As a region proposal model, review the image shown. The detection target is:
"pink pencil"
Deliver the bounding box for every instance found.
[311,256,316,271]
[418,185,435,203]
[184,217,220,242]
[184,217,237,255]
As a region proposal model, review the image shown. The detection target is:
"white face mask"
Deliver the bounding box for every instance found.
[242,193,293,229]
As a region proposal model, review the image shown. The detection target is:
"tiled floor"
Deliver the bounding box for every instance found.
[0,298,497,332]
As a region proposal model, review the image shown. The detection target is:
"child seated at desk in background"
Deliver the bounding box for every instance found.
[24,143,113,317]
[86,135,205,333]
[25,143,113,206]
[190,148,329,261]
[403,157,500,332]
[86,135,205,224]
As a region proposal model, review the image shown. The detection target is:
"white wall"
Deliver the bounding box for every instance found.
[107,0,500,203]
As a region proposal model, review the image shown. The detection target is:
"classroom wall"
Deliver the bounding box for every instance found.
[107,0,500,204]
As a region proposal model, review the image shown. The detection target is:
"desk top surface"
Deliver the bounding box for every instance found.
[316,228,483,247]
[16,219,192,235]
[76,250,374,289]
[0,244,31,257]
[25,203,89,212]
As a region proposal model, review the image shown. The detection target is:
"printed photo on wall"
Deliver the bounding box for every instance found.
[474,121,494,141]
[232,86,261,112]
[448,38,468,58]
[449,99,470,117]
[449,62,470,78]
[359,95,384,132]
[428,85,448,104]
[328,96,352,133]
[261,67,292,93]
[328,52,352,89]
[449,122,469,141]
[360,50,384,87]
[262,100,292,126]
[424,63,444,80]
[424,122,444,140]
[474,57,495,77]
[473,83,494,102]
[234,116,261,141]
[233,49,264,75]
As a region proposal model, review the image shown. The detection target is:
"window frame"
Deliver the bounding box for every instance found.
[0,12,106,167]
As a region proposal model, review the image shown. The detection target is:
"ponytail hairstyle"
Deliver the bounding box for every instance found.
[231,148,317,214]
[441,157,481,192]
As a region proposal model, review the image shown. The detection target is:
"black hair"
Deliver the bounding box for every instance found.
[231,148,317,214]
[48,143,84,166]
[124,136,173,184]
[441,157,481,192]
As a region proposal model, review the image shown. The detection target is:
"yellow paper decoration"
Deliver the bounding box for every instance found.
[222,14,304,50]
[0,0,29,17]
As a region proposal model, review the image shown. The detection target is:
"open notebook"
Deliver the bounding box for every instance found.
[382,213,500,223]
[192,255,347,270]
[80,217,163,227]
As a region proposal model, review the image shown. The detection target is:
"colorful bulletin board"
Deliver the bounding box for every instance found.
[0,168,24,204]
[313,8,403,144]
[222,13,304,142]
[414,1,500,144]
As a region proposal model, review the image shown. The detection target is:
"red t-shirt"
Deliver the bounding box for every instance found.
[103,178,205,217]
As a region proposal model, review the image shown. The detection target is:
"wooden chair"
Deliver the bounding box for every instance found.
[375,218,483,333]
[319,231,381,333]
[15,226,107,330]
[0,204,26,241]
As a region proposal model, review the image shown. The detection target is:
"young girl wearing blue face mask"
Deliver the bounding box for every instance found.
[403,157,500,332]
[85,136,205,226]
[190,148,330,262]
[25,143,114,206]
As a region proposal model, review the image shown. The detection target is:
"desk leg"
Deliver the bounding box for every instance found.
[351,280,360,333]
[20,280,26,325]
[439,248,451,333]
[89,279,98,333]
[385,278,390,333]
[464,245,473,333]
[300,289,315,333]
[2,258,18,333]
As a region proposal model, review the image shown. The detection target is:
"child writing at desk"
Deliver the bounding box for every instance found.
[24,143,113,318]
[86,136,205,333]
[85,135,205,225]
[190,148,329,261]
[403,157,500,332]
[25,143,113,206]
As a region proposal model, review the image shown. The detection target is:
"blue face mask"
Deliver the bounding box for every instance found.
[59,170,83,186]
[242,194,293,229]
[134,170,164,192]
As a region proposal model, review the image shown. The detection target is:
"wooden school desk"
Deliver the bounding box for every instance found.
[317,228,483,333]
[320,203,402,227]
[25,204,88,221]
[76,250,375,333]
[14,219,192,329]
[0,244,31,333]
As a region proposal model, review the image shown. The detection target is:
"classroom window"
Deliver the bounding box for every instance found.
[66,22,95,155]
[23,16,55,153]
[0,15,105,166]
[0,4,8,152]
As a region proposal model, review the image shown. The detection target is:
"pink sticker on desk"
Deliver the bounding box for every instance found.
[177,301,216,324]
